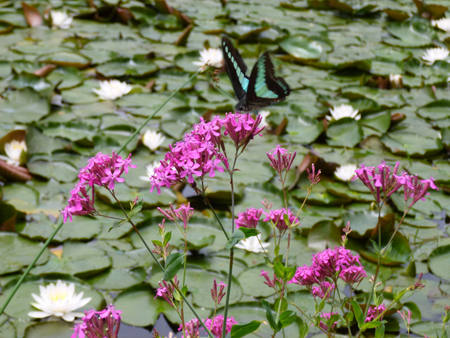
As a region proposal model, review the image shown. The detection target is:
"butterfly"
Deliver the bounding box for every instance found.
[221,36,291,112]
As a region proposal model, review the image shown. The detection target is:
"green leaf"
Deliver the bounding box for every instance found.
[285,266,296,282]
[128,199,144,219]
[351,300,364,329]
[299,322,309,338]
[163,252,186,281]
[279,310,297,328]
[239,227,260,238]
[261,300,280,332]
[273,261,285,280]
[110,219,127,231]
[163,231,172,246]
[230,321,262,338]
[375,323,385,338]
[361,321,383,330]
[225,230,245,250]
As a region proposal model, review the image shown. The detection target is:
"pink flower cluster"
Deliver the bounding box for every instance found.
[150,113,264,194]
[158,202,194,229]
[266,145,297,175]
[311,281,335,300]
[263,208,299,232]
[61,152,136,223]
[179,315,237,338]
[236,206,299,232]
[72,305,122,338]
[290,247,366,290]
[260,270,282,289]
[235,208,263,229]
[365,304,386,322]
[354,162,438,206]
[155,276,179,307]
[211,279,227,306]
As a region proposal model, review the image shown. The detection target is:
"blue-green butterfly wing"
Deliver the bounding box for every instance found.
[221,37,250,102]
[246,51,291,110]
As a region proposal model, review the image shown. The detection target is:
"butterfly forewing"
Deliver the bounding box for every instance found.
[221,37,250,102]
[246,51,291,110]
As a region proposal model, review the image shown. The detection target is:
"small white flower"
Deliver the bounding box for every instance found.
[142,130,165,151]
[421,47,449,65]
[389,74,403,88]
[2,140,27,166]
[432,18,450,32]
[50,11,73,29]
[235,234,270,253]
[92,80,132,100]
[258,110,270,128]
[28,280,91,322]
[327,104,360,121]
[334,164,358,182]
[139,160,160,181]
[193,48,223,71]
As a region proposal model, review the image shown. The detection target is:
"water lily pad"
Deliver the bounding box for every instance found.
[428,244,450,282]
[280,35,324,60]
[86,267,146,290]
[96,57,159,77]
[326,118,363,148]
[30,242,111,278]
[0,88,49,123]
[0,233,50,275]
[24,321,74,338]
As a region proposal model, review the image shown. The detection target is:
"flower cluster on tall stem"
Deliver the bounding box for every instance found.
[72,304,122,338]
[61,152,136,223]
[353,161,438,207]
[290,246,367,288]
[149,113,264,195]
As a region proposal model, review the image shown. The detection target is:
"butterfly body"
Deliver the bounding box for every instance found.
[221,37,291,112]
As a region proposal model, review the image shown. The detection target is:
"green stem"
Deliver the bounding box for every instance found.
[117,69,202,155]
[0,219,65,316]
[222,151,238,338]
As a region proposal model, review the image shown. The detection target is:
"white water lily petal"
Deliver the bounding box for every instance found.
[28,280,91,322]
[432,18,450,32]
[93,80,132,100]
[142,130,165,151]
[327,104,360,121]
[4,140,27,166]
[235,234,270,253]
[421,47,449,66]
[50,11,73,29]
[193,48,223,70]
[334,164,358,182]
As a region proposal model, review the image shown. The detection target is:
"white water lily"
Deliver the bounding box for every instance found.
[50,11,73,29]
[28,280,91,322]
[389,74,403,88]
[142,130,165,151]
[421,47,449,65]
[139,160,160,181]
[432,18,450,32]
[258,110,271,128]
[235,234,270,253]
[334,164,358,182]
[193,48,223,71]
[2,140,27,166]
[92,80,132,100]
[327,104,360,121]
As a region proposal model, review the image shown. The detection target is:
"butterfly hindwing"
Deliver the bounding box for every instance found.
[221,37,250,102]
[246,51,291,110]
